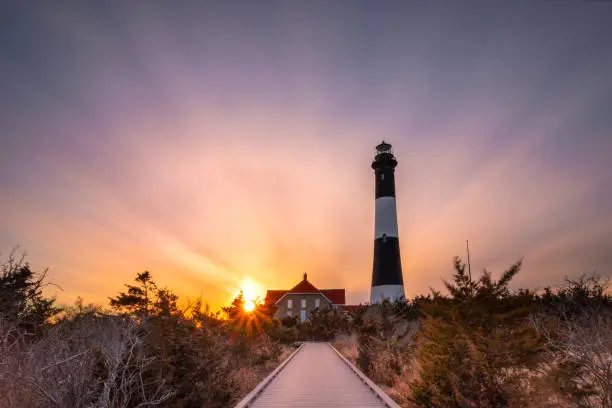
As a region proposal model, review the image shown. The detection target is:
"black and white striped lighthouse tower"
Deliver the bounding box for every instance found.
[370,141,405,303]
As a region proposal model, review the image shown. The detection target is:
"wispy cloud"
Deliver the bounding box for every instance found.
[1,2,610,308]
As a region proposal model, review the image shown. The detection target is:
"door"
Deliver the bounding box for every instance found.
[300,310,307,322]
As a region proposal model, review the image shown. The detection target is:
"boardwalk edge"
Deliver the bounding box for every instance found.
[328,342,402,408]
[233,342,305,408]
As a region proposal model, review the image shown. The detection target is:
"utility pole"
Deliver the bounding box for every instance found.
[466,240,472,290]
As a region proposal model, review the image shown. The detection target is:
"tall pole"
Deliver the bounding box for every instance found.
[370,141,405,303]
[466,239,472,291]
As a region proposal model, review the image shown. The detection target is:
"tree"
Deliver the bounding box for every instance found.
[411,257,542,407]
[222,291,246,321]
[222,292,258,335]
[221,292,277,336]
[0,250,60,334]
[109,271,183,318]
[109,271,158,316]
[153,287,179,317]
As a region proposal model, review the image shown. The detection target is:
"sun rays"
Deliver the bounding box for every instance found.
[243,299,256,313]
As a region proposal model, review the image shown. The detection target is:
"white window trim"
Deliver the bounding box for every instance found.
[274,292,335,305]
[301,298,306,308]
[287,299,293,309]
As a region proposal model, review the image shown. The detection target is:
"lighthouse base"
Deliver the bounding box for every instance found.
[370,285,405,304]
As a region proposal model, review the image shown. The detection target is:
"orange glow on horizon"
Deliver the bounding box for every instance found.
[238,277,266,303]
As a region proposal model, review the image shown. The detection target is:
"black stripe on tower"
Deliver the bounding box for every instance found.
[372,142,397,198]
[374,168,395,198]
[372,237,403,286]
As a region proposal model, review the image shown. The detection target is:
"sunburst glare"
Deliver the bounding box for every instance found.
[239,277,265,302]
[243,299,256,313]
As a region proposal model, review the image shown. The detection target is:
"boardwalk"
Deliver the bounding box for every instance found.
[235,342,400,408]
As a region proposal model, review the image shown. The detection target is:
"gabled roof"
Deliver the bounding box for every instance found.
[265,273,346,306]
[288,279,320,294]
[321,289,345,305]
[264,290,286,305]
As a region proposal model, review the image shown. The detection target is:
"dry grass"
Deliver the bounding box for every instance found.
[333,333,359,365]
[333,321,420,407]
[0,313,289,408]
[0,315,173,408]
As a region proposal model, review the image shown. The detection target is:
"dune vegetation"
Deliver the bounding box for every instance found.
[334,259,612,408]
[1,250,610,407]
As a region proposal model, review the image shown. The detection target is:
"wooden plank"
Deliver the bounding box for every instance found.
[234,343,305,408]
[328,343,402,408]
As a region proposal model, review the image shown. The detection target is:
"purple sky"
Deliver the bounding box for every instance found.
[1,2,611,308]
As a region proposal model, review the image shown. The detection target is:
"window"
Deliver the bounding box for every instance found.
[287,310,292,317]
[381,173,385,180]
[315,298,320,308]
[287,299,293,309]
[301,298,306,308]
[300,310,307,322]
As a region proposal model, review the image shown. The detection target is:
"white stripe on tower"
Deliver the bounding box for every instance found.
[370,141,405,304]
[374,197,399,239]
[371,285,405,303]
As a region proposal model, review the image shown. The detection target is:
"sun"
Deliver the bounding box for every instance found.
[243,299,256,313]
[235,276,264,313]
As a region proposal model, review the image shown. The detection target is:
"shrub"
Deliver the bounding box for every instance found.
[411,257,543,407]
[533,274,612,408]
[354,301,419,401]
[0,268,288,408]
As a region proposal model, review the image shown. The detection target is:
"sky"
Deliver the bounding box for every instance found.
[1,2,611,309]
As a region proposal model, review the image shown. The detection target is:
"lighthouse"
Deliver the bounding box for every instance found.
[370,141,405,303]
